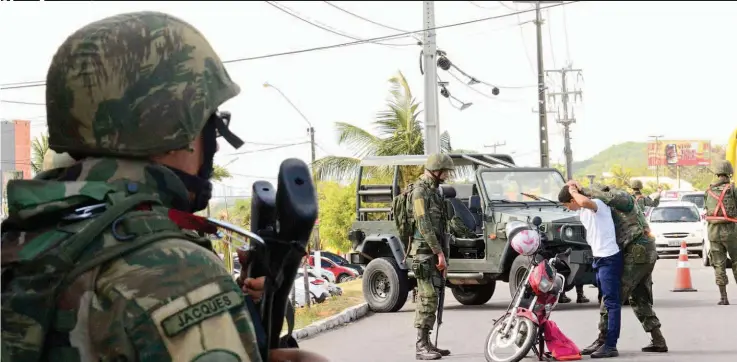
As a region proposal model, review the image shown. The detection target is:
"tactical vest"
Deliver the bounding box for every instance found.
[410,182,447,256]
[705,183,737,224]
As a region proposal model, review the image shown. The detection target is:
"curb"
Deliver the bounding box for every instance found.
[292,302,371,341]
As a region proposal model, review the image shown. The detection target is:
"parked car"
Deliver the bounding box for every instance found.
[297,270,343,297]
[648,202,705,257]
[306,266,337,283]
[308,256,359,284]
[310,251,364,276]
[293,275,330,304]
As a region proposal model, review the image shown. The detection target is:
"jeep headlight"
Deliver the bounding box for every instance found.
[564,227,574,239]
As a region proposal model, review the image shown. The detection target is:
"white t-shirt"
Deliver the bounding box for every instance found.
[579,199,619,258]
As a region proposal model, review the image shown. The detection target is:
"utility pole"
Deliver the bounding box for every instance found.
[422,1,441,155]
[515,1,561,167]
[546,64,583,180]
[649,135,664,186]
[484,141,506,153]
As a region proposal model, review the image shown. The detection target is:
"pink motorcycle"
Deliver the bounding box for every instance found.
[485,217,580,362]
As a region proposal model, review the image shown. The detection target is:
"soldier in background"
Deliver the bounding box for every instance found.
[409,154,454,360]
[631,180,662,212]
[703,160,737,305]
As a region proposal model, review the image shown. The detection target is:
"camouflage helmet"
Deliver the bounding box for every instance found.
[630,180,644,189]
[714,160,734,176]
[45,11,241,157]
[425,153,454,172]
[42,149,76,171]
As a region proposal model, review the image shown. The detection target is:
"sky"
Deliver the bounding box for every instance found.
[1,1,736,200]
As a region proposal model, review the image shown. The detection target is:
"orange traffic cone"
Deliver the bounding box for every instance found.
[672,241,697,292]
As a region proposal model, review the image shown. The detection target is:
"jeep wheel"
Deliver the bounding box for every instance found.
[508,255,532,298]
[362,257,409,313]
[451,282,496,305]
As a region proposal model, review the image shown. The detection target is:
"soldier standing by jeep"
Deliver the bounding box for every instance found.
[409,154,454,360]
[631,180,661,212]
[703,160,737,305]
[568,181,669,356]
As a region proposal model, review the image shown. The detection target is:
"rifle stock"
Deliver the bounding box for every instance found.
[214,159,318,361]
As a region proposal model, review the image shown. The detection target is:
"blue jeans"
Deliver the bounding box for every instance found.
[593,251,623,348]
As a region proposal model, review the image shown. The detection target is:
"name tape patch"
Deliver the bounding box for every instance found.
[161,290,244,337]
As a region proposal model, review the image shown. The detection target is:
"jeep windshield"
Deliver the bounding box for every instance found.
[480,170,565,204]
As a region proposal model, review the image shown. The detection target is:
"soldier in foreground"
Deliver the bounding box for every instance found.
[703,160,737,305]
[409,154,454,360]
[630,180,661,212]
[568,181,669,356]
[1,11,326,362]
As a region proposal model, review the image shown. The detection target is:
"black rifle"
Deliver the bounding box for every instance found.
[434,235,449,347]
[213,158,318,361]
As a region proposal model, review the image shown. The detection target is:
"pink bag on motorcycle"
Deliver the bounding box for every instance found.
[542,320,581,361]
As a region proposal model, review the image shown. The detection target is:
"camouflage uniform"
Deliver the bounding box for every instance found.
[579,186,668,355]
[630,180,660,212]
[448,215,477,238]
[410,154,454,360]
[42,150,76,171]
[703,160,737,305]
[1,12,261,362]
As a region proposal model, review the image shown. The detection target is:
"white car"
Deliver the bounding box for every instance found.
[648,202,705,257]
[678,191,712,265]
[292,275,331,305]
[306,267,337,284]
[297,270,342,297]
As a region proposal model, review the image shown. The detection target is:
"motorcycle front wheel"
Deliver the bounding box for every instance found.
[484,313,538,362]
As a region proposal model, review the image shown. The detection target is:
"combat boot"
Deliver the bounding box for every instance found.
[718,285,730,305]
[641,328,668,353]
[581,331,606,355]
[591,345,619,358]
[426,330,451,357]
[558,293,572,304]
[416,328,441,360]
[576,292,590,304]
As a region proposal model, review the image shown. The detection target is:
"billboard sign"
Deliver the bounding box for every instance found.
[647,140,711,167]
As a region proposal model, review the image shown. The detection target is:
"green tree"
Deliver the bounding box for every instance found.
[316,181,356,252]
[312,71,457,185]
[212,164,231,181]
[30,134,49,174]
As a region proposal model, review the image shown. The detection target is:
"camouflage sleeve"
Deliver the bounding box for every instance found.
[448,215,477,238]
[703,190,710,213]
[411,187,443,254]
[94,238,262,362]
[645,196,660,207]
[581,187,634,213]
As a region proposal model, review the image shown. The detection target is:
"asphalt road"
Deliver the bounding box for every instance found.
[301,257,737,361]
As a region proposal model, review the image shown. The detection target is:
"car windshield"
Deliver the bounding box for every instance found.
[681,194,705,209]
[649,206,700,223]
[481,170,565,203]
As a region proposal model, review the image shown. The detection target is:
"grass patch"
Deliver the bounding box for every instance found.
[289,279,365,331]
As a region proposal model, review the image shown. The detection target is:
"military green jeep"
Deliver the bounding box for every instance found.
[347,154,596,312]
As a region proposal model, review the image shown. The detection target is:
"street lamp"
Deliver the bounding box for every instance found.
[649,135,664,186]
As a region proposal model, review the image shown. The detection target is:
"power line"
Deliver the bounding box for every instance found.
[467,1,501,10]
[322,1,409,34]
[0,100,45,106]
[546,9,557,69]
[0,1,579,91]
[228,141,310,155]
[265,1,415,47]
[561,5,572,61]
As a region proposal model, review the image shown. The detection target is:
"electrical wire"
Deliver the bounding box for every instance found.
[266,1,415,47]
[228,141,310,155]
[546,9,557,69]
[467,1,501,10]
[322,1,410,34]
[0,1,579,91]
[562,6,572,62]
[0,100,45,106]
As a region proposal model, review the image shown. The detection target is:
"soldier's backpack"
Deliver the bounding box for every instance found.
[1,192,203,362]
[392,183,416,244]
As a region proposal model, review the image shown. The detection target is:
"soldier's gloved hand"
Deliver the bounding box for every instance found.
[269,348,330,362]
[242,276,266,302]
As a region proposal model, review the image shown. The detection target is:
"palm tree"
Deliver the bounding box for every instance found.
[313,71,457,183]
[212,164,231,181]
[30,134,49,174]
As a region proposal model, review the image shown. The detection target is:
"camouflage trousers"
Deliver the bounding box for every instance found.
[709,239,737,286]
[708,223,737,286]
[599,261,661,333]
[411,256,441,329]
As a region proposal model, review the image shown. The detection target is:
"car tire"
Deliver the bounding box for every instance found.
[508,255,532,298]
[702,242,711,267]
[451,282,496,305]
[362,257,410,313]
[337,273,353,284]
